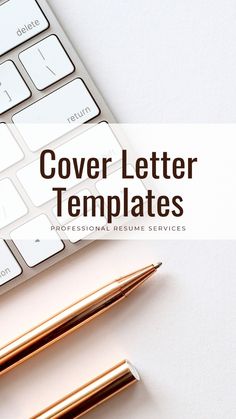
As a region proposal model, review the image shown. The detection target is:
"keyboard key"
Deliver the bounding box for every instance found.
[0,124,24,172]
[0,0,49,56]
[12,78,100,151]
[0,240,22,286]
[65,209,107,243]
[0,61,31,114]
[17,123,122,206]
[52,184,107,242]
[10,215,64,267]
[19,35,75,90]
[0,179,28,229]
[53,189,92,225]
[52,188,106,242]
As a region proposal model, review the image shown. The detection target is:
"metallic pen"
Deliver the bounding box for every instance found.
[0,262,162,375]
[31,360,139,419]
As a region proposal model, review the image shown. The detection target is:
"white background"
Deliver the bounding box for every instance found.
[0,1,236,418]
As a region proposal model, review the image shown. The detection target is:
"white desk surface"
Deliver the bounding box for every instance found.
[0,1,236,418]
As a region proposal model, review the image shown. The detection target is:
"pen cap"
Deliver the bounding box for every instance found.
[31,360,140,419]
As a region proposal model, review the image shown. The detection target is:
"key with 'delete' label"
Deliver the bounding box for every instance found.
[0,0,49,56]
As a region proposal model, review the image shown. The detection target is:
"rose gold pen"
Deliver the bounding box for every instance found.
[0,262,162,376]
[31,360,139,419]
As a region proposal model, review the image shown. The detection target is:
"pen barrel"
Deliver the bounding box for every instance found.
[0,282,123,375]
[31,360,140,419]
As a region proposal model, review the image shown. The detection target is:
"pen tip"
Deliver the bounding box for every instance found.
[154,262,162,270]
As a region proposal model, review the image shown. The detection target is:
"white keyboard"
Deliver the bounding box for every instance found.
[0,0,146,294]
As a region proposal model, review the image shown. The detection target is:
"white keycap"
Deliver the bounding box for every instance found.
[65,208,107,243]
[0,0,49,56]
[53,189,92,225]
[0,240,22,286]
[52,188,106,242]
[19,35,75,90]
[0,179,28,229]
[0,61,31,114]
[0,124,24,172]
[96,165,147,211]
[10,215,64,267]
[17,123,122,206]
[12,78,100,151]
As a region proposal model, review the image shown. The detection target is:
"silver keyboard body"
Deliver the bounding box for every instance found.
[0,0,117,294]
